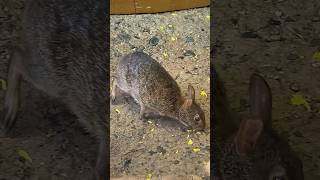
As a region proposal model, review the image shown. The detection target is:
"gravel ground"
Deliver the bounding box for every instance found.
[212,0,320,179]
[110,8,210,178]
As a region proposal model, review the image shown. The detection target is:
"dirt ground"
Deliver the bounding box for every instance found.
[110,8,210,178]
[212,0,320,179]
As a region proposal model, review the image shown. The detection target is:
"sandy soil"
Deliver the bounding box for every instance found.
[110,8,210,178]
[212,0,320,179]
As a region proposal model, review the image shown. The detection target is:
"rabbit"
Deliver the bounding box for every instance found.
[211,70,304,180]
[0,0,108,180]
[111,52,205,131]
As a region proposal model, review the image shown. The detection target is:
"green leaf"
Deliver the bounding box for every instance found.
[16,149,32,163]
[313,51,320,61]
[290,94,311,112]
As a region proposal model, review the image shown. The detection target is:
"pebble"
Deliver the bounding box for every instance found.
[185,36,194,43]
[149,36,159,46]
[289,82,300,92]
[275,10,282,17]
[184,50,196,57]
[311,62,320,68]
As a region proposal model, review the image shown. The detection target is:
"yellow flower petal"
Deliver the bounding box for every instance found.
[163,52,168,58]
[200,90,208,98]
[290,94,311,112]
[115,109,120,114]
[187,139,193,145]
[171,13,177,16]
[146,173,152,180]
[150,128,154,132]
[175,150,179,154]
[206,15,210,20]
[17,149,32,163]
[313,51,320,61]
[192,147,201,153]
[160,26,164,30]
[170,36,177,41]
[0,79,7,90]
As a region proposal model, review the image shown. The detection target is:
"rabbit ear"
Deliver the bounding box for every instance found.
[234,118,263,155]
[249,73,272,128]
[187,85,195,100]
[181,85,195,110]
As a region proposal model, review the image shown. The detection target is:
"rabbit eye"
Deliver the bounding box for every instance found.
[194,114,200,121]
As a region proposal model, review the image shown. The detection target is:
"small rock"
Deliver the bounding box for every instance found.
[311,62,320,68]
[149,150,157,155]
[287,53,299,60]
[123,159,131,169]
[157,146,166,154]
[183,50,196,57]
[275,11,282,17]
[149,36,159,46]
[289,82,300,92]
[185,36,194,43]
[275,64,282,71]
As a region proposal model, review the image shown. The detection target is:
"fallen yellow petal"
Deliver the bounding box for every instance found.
[171,13,177,16]
[206,15,210,20]
[146,173,152,180]
[163,52,168,58]
[168,24,173,28]
[150,128,154,132]
[115,109,120,114]
[170,36,177,41]
[17,149,32,163]
[192,147,201,153]
[175,150,179,154]
[290,94,311,112]
[147,120,153,124]
[187,139,193,145]
[0,79,7,90]
[200,90,208,98]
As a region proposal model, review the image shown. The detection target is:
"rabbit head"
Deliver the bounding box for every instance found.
[218,73,304,180]
[177,85,206,131]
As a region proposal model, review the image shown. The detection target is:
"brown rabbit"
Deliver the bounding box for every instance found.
[212,70,304,180]
[1,0,108,180]
[111,52,205,131]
